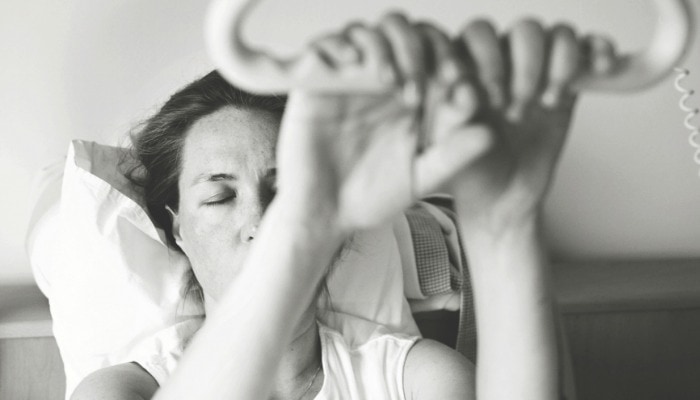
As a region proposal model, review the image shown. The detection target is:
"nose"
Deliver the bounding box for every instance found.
[239,194,267,243]
[240,222,258,243]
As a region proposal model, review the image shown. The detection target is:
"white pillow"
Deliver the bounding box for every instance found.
[28,140,422,398]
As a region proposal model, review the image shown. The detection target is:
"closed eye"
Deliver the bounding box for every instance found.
[203,192,236,206]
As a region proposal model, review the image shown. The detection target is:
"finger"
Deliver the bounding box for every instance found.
[507,18,548,121]
[344,22,397,86]
[582,34,617,75]
[310,32,361,68]
[459,19,507,109]
[412,22,466,152]
[378,12,429,106]
[415,122,493,196]
[541,24,581,108]
[433,81,482,141]
[415,22,463,86]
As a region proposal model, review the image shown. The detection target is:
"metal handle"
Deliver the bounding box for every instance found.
[205,0,696,94]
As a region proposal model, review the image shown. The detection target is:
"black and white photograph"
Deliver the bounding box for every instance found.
[1,1,700,399]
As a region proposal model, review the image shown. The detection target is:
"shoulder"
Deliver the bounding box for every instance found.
[71,362,158,400]
[403,339,475,400]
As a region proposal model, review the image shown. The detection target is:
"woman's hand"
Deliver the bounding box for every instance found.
[442,19,618,234]
[429,21,621,400]
[276,14,492,233]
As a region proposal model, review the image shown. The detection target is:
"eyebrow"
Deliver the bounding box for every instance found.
[191,168,276,186]
[191,173,238,186]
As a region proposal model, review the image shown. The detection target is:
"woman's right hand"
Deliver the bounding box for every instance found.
[275,15,492,234]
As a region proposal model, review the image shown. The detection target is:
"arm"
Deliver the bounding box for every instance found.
[154,201,344,400]
[156,16,486,400]
[68,16,485,400]
[402,217,557,400]
[404,339,476,400]
[443,19,617,400]
[409,19,618,400]
[459,215,558,400]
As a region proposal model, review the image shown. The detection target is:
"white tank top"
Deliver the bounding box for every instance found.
[314,322,419,400]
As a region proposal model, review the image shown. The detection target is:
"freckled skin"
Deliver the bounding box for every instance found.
[174,106,281,303]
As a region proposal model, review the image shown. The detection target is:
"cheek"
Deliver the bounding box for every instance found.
[179,211,249,301]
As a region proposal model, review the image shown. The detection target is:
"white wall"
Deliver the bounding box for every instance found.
[2,0,700,284]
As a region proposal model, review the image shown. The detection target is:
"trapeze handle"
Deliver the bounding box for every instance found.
[205,0,696,95]
[574,0,695,92]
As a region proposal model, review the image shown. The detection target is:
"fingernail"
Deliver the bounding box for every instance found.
[593,56,614,75]
[506,102,525,122]
[541,87,561,108]
[441,61,462,84]
[451,82,474,107]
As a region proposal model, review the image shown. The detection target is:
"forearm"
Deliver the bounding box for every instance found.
[154,199,344,400]
[457,211,558,400]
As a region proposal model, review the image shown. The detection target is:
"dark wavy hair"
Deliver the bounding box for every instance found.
[126,71,353,312]
[127,70,286,251]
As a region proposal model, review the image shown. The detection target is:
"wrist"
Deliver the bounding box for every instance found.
[456,202,543,243]
[458,209,552,297]
[265,196,347,246]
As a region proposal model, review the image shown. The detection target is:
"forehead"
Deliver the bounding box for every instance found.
[180,106,280,181]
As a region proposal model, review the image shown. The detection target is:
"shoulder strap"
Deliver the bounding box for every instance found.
[405,196,477,362]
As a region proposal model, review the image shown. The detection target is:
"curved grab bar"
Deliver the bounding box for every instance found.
[575,0,695,92]
[205,0,695,94]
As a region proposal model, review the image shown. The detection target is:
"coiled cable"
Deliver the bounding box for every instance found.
[674,67,700,173]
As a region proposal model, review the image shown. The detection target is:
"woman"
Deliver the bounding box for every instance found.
[72,14,615,400]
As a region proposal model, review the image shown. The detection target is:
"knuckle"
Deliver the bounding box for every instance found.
[550,23,577,39]
[512,71,540,97]
[463,19,498,41]
[512,17,545,32]
[315,33,346,46]
[417,22,446,42]
[460,124,495,156]
[587,34,614,51]
[465,19,496,33]
[344,21,368,35]
[380,11,410,28]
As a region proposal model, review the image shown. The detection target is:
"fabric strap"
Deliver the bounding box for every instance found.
[405,198,477,362]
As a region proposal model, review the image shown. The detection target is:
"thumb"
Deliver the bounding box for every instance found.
[432,81,482,140]
[412,81,491,196]
[414,122,493,197]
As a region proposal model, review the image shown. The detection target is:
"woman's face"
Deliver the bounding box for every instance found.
[173,106,280,304]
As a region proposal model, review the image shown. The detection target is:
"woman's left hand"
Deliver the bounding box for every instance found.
[276,14,491,233]
[443,20,618,234]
